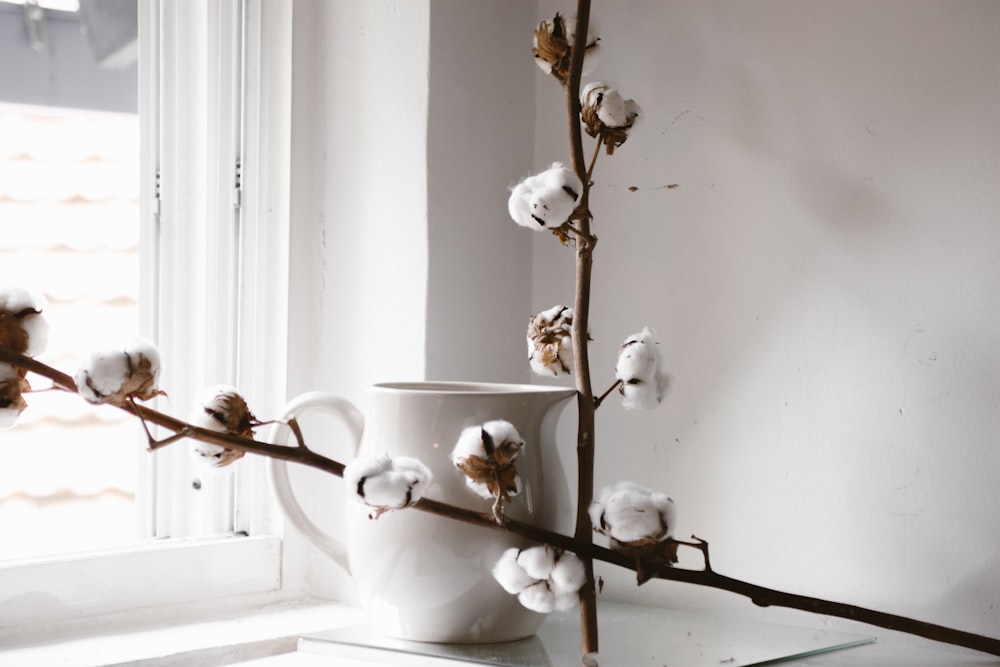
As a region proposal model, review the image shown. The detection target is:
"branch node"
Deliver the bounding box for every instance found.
[594,379,622,409]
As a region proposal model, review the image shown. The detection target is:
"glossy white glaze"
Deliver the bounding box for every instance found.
[272,382,576,643]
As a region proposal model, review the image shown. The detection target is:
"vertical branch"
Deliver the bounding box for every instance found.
[566,0,598,662]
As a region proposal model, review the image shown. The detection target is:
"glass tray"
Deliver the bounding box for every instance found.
[298,601,874,666]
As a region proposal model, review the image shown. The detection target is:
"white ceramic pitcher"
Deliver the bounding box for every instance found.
[269,381,576,644]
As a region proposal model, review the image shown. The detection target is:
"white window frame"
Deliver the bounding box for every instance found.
[0,0,295,634]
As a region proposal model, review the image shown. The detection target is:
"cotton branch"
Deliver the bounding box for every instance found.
[0,348,344,478]
[5,347,1000,658]
[562,0,599,662]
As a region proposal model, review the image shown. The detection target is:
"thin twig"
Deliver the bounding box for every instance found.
[5,347,1000,657]
[669,534,712,572]
[128,396,191,450]
[593,379,622,409]
[285,416,309,450]
[586,137,602,183]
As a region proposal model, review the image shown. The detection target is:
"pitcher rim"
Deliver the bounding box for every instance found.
[371,381,577,397]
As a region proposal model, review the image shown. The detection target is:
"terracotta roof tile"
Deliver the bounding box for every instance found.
[0,102,141,558]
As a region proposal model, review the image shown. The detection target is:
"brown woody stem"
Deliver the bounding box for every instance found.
[586,137,602,183]
[564,1,599,662]
[4,347,1000,657]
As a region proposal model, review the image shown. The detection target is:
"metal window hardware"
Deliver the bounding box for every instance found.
[23,0,48,52]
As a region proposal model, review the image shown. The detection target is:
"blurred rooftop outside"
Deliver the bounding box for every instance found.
[0,102,141,561]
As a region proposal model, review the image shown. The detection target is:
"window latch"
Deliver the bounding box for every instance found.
[23,0,48,52]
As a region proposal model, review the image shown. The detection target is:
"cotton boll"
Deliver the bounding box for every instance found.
[527,305,574,377]
[451,420,525,501]
[624,99,642,130]
[508,163,582,231]
[0,363,27,428]
[76,338,163,406]
[507,179,536,229]
[530,164,581,226]
[355,454,432,508]
[615,330,658,382]
[343,454,393,496]
[189,385,255,468]
[591,481,675,545]
[355,465,414,507]
[0,405,20,428]
[344,454,433,515]
[124,338,163,401]
[620,370,670,410]
[492,547,537,595]
[579,83,642,155]
[517,545,556,581]
[76,349,130,403]
[0,287,43,313]
[550,551,586,595]
[597,88,628,128]
[192,385,255,436]
[18,311,49,357]
[518,581,556,614]
[0,286,49,357]
[597,88,628,127]
[532,13,599,83]
[580,83,637,130]
[615,326,670,410]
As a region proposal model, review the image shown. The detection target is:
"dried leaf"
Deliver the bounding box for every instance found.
[533,14,572,84]
[0,308,38,355]
[0,373,30,416]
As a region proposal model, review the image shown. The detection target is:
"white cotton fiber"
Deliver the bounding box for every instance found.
[517,545,556,581]
[590,481,675,545]
[527,305,574,377]
[0,286,49,356]
[492,548,536,595]
[508,163,582,230]
[0,363,24,428]
[615,326,669,410]
[75,338,162,405]
[189,385,240,432]
[344,454,432,511]
[451,420,524,500]
[550,551,586,595]
[518,581,556,614]
[76,349,130,403]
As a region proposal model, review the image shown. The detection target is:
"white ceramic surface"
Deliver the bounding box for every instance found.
[270,382,576,644]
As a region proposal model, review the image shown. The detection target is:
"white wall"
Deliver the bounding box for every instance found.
[283,0,537,600]
[532,0,1000,638]
[282,0,1000,641]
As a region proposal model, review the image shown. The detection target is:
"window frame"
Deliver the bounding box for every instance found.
[0,0,295,634]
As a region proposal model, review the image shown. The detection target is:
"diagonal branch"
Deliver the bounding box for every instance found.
[5,347,1000,657]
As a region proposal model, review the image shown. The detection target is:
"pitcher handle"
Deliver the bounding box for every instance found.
[268,391,364,572]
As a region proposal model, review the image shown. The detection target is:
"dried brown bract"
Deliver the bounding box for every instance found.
[527,305,575,376]
[0,287,49,358]
[0,365,30,427]
[533,13,599,85]
[451,420,526,522]
[190,386,258,468]
[580,82,642,155]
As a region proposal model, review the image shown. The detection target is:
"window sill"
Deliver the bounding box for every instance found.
[0,596,363,667]
[0,535,283,646]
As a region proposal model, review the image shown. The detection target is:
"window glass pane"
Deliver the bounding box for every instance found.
[0,102,140,560]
